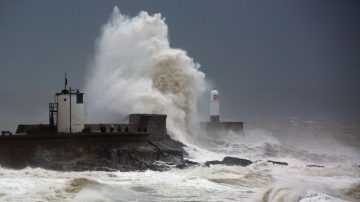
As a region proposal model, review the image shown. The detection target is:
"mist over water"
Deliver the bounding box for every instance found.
[85,7,205,143]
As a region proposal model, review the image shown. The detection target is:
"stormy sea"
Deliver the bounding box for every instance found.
[0,7,359,202]
[0,120,359,202]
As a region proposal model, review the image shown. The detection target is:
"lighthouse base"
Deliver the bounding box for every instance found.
[200,121,244,138]
[210,116,220,122]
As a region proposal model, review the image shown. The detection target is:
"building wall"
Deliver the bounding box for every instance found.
[84,124,140,133]
[129,114,168,140]
[56,93,84,133]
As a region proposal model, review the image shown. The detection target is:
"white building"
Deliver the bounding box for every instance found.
[210,89,220,122]
[50,76,85,133]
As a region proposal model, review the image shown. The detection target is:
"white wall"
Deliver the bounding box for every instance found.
[56,93,84,133]
[210,94,219,116]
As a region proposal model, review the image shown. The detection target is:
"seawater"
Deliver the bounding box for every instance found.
[1,8,358,202]
[0,121,359,202]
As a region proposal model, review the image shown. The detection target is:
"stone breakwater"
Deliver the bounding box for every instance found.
[0,132,184,172]
[0,114,186,172]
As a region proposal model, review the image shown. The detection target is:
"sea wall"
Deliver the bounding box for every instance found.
[0,114,185,171]
[0,133,131,169]
[0,133,183,171]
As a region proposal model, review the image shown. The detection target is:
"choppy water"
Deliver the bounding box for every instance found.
[2,7,359,202]
[1,120,359,202]
[0,157,358,201]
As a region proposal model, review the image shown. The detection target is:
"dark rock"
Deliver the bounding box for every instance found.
[204,160,223,167]
[176,160,200,169]
[307,164,325,168]
[222,156,253,166]
[267,160,288,166]
[205,157,253,167]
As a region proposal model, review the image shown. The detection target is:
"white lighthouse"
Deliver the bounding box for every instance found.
[50,74,85,133]
[210,89,220,122]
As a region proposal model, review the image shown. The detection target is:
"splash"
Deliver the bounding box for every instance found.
[85,7,205,142]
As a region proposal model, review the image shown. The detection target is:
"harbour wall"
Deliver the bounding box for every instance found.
[0,133,156,170]
[0,114,183,171]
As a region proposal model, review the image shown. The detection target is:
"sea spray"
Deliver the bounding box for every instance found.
[85,7,205,143]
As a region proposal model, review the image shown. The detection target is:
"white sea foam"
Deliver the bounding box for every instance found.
[85,7,205,144]
[0,161,358,201]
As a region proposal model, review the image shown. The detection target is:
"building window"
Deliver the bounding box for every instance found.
[76,93,83,104]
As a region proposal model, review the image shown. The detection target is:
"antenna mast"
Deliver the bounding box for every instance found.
[65,73,68,90]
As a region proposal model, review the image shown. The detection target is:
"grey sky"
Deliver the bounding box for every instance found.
[1,0,359,131]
